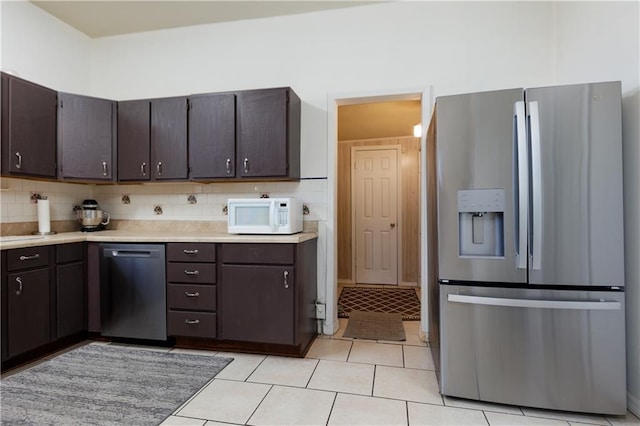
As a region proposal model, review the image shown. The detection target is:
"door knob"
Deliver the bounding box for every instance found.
[390,223,396,228]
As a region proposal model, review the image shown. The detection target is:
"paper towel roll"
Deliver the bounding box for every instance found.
[37,199,51,233]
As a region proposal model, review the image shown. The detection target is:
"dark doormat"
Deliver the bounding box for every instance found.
[338,286,421,320]
[343,310,406,341]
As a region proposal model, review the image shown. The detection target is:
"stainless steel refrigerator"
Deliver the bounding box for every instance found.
[427,81,626,415]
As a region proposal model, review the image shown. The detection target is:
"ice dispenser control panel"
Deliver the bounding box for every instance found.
[458,189,505,213]
[458,189,505,257]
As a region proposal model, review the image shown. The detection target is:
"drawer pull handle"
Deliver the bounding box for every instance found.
[183,249,199,255]
[184,270,199,276]
[102,161,108,176]
[15,152,22,170]
[284,270,289,289]
[185,291,200,298]
[15,277,23,296]
[157,161,163,176]
[141,162,147,176]
[226,158,232,174]
[184,319,200,325]
[243,157,249,174]
[19,254,40,261]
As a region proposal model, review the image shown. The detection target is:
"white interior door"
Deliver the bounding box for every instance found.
[353,148,399,285]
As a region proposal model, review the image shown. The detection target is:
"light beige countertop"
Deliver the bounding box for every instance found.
[0,230,318,250]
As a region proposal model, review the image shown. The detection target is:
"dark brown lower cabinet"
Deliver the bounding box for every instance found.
[220,265,295,345]
[7,268,51,359]
[56,243,85,339]
[218,240,317,354]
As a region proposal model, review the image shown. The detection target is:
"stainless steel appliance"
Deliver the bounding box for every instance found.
[99,244,167,341]
[427,82,626,415]
[227,197,303,234]
[77,199,110,232]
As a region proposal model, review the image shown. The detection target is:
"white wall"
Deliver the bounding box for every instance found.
[0,0,92,93]
[553,1,640,416]
[89,1,556,179]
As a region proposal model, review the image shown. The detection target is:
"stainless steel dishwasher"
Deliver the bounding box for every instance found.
[100,243,166,340]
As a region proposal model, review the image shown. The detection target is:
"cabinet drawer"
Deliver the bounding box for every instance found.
[221,243,294,265]
[7,246,50,271]
[168,311,217,338]
[168,284,216,311]
[56,242,84,263]
[167,262,216,284]
[167,243,216,263]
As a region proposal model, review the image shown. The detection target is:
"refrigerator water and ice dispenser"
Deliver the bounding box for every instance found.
[458,189,505,257]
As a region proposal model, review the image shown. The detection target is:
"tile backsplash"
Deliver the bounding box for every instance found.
[0,178,90,224]
[0,177,327,225]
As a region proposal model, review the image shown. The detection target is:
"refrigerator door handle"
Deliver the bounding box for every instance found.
[528,101,543,270]
[514,101,528,270]
[448,294,621,310]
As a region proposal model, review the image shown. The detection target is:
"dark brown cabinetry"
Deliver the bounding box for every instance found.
[117,100,150,181]
[117,97,188,181]
[219,241,316,353]
[236,88,300,180]
[58,93,116,181]
[56,243,85,339]
[1,73,57,178]
[188,93,236,179]
[166,243,217,338]
[151,97,188,180]
[4,246,52,359]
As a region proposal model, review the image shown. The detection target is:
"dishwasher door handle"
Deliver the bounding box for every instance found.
[107,250,159,258]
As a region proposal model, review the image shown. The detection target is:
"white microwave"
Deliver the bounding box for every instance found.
[227,198,303,235]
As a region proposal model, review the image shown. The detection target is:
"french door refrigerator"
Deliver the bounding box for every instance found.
[427,81,626,415]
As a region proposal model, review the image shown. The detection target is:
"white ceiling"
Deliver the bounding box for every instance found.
[30,1,377,39]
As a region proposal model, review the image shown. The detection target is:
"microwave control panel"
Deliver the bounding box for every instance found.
[277,202,290,225]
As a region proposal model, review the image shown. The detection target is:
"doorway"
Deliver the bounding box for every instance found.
[329,92,430,339]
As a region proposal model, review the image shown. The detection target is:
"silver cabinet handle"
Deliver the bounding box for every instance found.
[226,158,232,174]
[284,270,289,289]
[157,162,162,176]
[19,254,40,261]
[183,249,199,255]
[184,319,200,325]
[15,277,23,296]
[102,161,108,176]
[15,152,22,170]
[184,270,199,276]
[185,291,200,298]
[243,158,249,173]
[141,162,147,176]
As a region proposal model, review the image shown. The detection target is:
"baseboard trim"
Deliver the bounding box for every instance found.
[629,391,640,418]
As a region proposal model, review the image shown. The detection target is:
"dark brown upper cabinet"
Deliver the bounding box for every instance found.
[151,97,188,180]
[188,93,236,179]
[117,97,187,182]
[117,100,150,181]
[57,93,116,181]
[1,73,57,178]
[236,87,300,180]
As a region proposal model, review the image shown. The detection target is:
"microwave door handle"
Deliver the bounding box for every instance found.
[272,200,279,232]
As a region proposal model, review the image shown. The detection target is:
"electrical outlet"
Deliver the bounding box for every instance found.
[315,303,326,320]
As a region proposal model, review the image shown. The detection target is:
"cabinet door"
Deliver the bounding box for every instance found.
[189,93,236,179]
[58,93,115,180]
[118,100,150,181]
[57,262,85,338]
[7,268,50,358]
[151,97,188,180]
[220,265,294,345]
[1,74,57,178]
[236,88,288,177]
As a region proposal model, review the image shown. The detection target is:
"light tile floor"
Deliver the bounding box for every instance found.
[161,320,640,426]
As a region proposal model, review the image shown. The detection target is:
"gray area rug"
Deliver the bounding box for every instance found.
[0,343,233,425]
[343,310,406,341]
